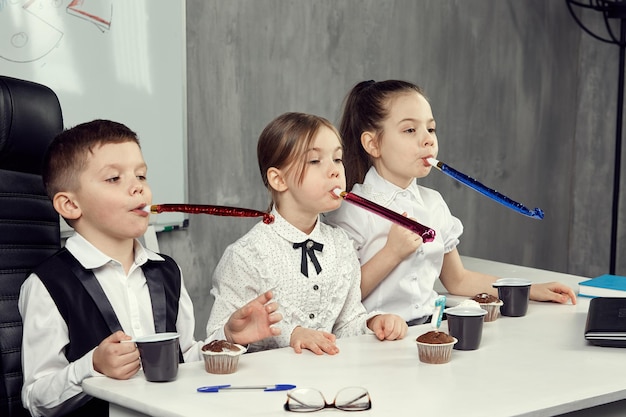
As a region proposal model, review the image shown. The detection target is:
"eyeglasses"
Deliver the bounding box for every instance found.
[284,387,371,412]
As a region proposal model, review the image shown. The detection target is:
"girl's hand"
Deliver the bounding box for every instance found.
[224,290,282,345]
[529,282,577,305]
[367,314,408,340]
[384,214,423,261]
[290,327,339,355]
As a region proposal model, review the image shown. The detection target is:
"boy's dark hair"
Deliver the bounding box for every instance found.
[42,119,140,200]
[339,80,426,191]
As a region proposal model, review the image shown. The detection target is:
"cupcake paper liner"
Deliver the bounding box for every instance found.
[415,338,457,364]
[202,344,247,374]
[478,301,504,322]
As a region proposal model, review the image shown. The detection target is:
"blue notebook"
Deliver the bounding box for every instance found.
[578,274,626,298]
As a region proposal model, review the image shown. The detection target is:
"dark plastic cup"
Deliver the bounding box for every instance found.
[135,332,180,382]
[445,306,487,350]
[492,278,532,317]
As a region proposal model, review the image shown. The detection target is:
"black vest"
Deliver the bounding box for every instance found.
[34,248,183,416]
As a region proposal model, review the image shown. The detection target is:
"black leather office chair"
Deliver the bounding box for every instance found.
[0,76,63,417]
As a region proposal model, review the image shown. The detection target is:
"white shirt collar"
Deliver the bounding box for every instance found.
[360,167,425,207]
[65,232,163,270]
[270,208,324,243]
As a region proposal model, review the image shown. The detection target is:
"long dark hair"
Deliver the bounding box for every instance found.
[339,80,425,191]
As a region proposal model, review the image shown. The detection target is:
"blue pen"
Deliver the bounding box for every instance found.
[197,384,296,393]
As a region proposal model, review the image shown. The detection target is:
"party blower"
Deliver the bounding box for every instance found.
[333,189,436,243]
[144,204,275,224]
[145,193,437,243]
[426,158,544,220]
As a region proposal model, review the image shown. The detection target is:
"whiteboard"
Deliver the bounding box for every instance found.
[0,0,187,231]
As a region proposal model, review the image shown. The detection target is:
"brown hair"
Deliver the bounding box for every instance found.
[43,119,140,200]
[257,112,341,210]
[339,80,426,191]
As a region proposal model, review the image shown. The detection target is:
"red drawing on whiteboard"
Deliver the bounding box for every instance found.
[67,0,112,31]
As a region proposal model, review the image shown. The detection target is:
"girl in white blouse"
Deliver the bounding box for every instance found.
[324,80,576,325]
[206,112,407,354]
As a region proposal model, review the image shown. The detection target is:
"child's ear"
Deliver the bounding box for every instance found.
[361,131,381,158]
[266,167,288,192]
[52,192,82,220]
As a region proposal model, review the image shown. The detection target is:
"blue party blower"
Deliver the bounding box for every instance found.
[427,157,544,219]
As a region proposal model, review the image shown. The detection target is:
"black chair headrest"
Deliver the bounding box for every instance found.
[0,76,63,175]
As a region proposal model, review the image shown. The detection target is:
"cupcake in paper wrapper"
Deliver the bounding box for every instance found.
[415,331,457,364]
[201,340,246,374]
[470,293,504,322]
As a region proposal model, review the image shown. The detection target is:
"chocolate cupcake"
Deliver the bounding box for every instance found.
[471,293,504,322]
[415,331,457,364]
[201,340,247,374]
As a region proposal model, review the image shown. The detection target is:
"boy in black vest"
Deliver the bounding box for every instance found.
[18,120,282,417]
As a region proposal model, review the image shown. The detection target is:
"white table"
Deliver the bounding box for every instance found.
[83,257,626,417]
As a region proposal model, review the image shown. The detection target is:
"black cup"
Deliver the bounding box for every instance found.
[135,333,180,382]
[445,306,487,350]
[492,278,532,317]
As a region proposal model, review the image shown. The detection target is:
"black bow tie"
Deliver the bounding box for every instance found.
[293,239,323,278]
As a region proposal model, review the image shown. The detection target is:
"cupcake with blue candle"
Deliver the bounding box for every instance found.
[415,296,457,364]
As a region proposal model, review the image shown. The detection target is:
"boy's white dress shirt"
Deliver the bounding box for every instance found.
[19,233,201,417]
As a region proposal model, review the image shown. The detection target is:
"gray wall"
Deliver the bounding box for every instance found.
[156,0,626,339]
